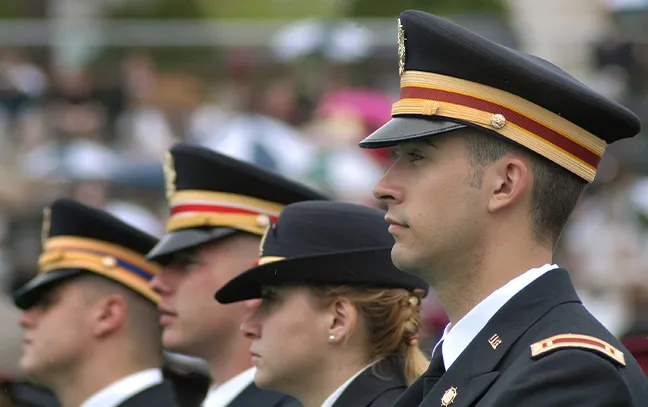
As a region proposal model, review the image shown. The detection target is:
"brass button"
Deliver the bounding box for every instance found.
[490,114,506,129]
[102,256,118,268]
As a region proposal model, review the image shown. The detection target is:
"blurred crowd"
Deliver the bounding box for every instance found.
[0,9,647,378]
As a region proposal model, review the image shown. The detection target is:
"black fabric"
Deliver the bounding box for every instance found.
[170,144,328,205]
[12,268,84,310]
[48,198,157,254]
[423,342,445,394]
[360,10,641,148]
[147,143,329,262]
[117,382,180,407]
[2,381,60,407]
[146,227,239,264]
[226,383,301,407]
[215,201,429,304]
[13,198,159,310]
[392,269,648,407]
[331,357,408,407]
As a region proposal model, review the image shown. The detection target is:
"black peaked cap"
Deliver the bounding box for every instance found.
[147,143,329,263]
[13,198,160,309]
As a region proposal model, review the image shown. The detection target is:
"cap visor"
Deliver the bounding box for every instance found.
[215,248,429,304]
[147,227,239,264]
[13,269,83,310]
[359,117,467,149]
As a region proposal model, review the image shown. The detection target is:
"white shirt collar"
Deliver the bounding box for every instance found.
[433,263,559,369]
[202,367,256,407]
[321,360,379,407]
[80,368,163,407]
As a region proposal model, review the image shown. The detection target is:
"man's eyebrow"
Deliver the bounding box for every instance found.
[421,138,437,148]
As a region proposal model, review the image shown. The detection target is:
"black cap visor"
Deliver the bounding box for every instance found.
[215,248,429,304]
[147,227,239,264]
[359,116,467,149]
[13,268,84,310]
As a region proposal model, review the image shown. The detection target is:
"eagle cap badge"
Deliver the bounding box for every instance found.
[41,207,51,247]
[163,151,177,201]
[397,18,406,77]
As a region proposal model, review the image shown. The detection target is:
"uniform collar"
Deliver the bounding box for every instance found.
[80,368,163,407]
[321,361,376,407]
[202,367,256,407]
[434,264,559,369]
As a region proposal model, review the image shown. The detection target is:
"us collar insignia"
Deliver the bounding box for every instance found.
[397,18,406,77]
[163,151,177,201]
[41,207,51,247]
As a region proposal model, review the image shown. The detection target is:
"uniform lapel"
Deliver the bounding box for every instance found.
[117,382,179,407]
[420,269,581,406]
[332,357,407,407]
[392,374,425,407]
[226,383,296,407]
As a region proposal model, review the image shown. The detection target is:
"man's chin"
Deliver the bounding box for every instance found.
[391,245,417,271]
[162,331,189,355]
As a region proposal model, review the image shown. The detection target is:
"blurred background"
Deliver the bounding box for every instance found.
[0,0,647,391]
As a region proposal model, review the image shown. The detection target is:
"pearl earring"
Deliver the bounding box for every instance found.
[328,335,336,343]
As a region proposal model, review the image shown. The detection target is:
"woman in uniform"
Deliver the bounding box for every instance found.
[215,200,430,407]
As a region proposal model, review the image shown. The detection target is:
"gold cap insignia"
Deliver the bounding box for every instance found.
[258,218,273,258]
[441,386,457,406]
[397,18,406,77]
[163,151,177,201]
[41,207,51,247]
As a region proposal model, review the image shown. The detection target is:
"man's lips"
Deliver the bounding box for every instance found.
[385,215,408,228]
[158,306,178,326]
[250,351,261,364]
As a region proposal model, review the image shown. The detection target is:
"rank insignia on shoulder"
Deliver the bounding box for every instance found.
[530,334,626,367]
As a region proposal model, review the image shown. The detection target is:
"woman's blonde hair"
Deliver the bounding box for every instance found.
[309,286,429,385]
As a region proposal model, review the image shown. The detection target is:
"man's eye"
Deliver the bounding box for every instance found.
[408,152,424,162]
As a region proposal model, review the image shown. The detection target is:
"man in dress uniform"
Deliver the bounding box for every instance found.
[13,198,179,407]
[147,143,327,407]
[360,10,648,406]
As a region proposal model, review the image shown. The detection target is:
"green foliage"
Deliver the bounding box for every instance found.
[348,0,507,18]
[108,0,205,19]
[195,0,344,19]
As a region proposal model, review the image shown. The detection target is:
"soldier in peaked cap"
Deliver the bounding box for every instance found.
[215,200,430,407]
[13,198,180,407]
[148,143,327,407]
[360,10,648,407]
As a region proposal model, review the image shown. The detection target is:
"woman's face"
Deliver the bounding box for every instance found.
[241,285,333,392]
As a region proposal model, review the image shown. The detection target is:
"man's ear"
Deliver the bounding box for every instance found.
[486,155,531,214]
[90,294,128,338]
[326,297,357,345]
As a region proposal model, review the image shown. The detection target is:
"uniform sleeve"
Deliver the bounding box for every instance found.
[492,349,634,407]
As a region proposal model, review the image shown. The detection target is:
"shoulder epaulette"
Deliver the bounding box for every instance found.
[530,334,626,367]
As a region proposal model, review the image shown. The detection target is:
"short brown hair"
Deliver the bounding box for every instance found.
[309,286,429,385]
[463,130,587,247]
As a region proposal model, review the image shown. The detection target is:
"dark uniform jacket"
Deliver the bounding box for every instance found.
[394,268,648,407]
[224,384,300,407]
[118,382,180,407]
[330,357,408,407]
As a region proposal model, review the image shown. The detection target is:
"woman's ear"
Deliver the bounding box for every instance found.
[326,297,357,345]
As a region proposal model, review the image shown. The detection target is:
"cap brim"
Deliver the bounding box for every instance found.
[359,116,467,149]
[13,269,84,310]
[215,249,429,304]
[146,227,239,264]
